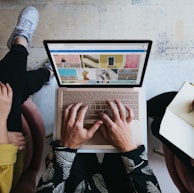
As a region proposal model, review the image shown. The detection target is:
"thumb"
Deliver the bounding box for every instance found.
[87,120,102,137]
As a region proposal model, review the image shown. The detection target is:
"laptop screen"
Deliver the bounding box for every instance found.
[43,40,152,87]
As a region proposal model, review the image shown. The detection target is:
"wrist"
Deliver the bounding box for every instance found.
[53,141,78,152]
[118,144,138,153]
[0,122,7,129]
[0,128,9,144]
[59,141,79,150]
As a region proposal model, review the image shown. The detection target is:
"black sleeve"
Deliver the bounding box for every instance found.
[36,141,77,193]
[121,145,162,193]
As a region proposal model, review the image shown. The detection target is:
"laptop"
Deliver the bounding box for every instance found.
[43,40,152,152]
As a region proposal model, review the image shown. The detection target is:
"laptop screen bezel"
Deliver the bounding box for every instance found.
[43,39,152,88]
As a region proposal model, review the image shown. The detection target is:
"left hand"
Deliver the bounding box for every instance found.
[0,82,13,144]
[60,103,102,149]
[8,132,26,150]
[99,99,138,152]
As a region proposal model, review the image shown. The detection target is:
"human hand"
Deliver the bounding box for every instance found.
[60,103,102,149]
[8,132,26,150]
[0,82,13,126]
[0,82,13,144]
[99,99,137,152]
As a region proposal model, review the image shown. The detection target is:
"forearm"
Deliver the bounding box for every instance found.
[0,124,9,144]
[36,141,77,193]
[121,145,161,193]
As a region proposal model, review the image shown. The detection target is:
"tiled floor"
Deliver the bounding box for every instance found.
[0,1,180,192]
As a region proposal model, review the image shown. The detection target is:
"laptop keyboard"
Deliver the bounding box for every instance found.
[62,90,139,121]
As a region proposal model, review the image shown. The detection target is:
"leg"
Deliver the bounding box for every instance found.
[65,153,100,192]
[0,6,39,132]
[0,6,39,191]
[22,68,50,102]
[101,153,130,193]
[0,44,28,132]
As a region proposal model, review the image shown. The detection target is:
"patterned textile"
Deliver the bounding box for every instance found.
[36,142,161,193]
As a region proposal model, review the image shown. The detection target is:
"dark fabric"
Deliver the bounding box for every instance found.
[0,45,50,132]
[147,91,177,118]
[37,144,162,193]
[0,45,28,132]
[122,145,161,193]
[67,152,137,193]
[101,153,131,193]
[66,153,101,193]
[22,68,50,102]
[147,92,193,167]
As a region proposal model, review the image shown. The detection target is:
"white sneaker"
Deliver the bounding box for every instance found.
[7,6,39,49]
[43,61,54,84]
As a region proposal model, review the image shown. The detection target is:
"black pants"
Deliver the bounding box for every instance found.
[66,153,130,193]
[0,45,50,132]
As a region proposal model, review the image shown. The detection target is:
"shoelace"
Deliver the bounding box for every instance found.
[19,19,34,30]
[15,20,34,42]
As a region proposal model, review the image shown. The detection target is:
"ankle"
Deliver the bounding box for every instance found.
[48,68,54,78]
[13,36,28,48]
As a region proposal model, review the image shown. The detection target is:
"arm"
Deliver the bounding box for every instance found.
[121,145,161,193]
[37,103,102,192]
[100,100,161,193]
[0,82,25,151]
[0,82,13,144]
[0,82,18,193]
[36,141,77,193]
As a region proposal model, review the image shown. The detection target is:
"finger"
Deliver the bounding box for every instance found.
[0,82,6,94]
[0,82,2,93]
[18,141,26,150]
[68,103,83,126]
[15,135,26,145]
[99,111,113,127]
[61,104,74,138]
[106,100,120,120]
[63,104,73,124]
[0,81,3,88]
[5,83,13,99]
[100,124,108,140]
[15,132,24,137]
[76,104,88,123]
[115,99,126,120]
[87,120,102,138]
[18,139,26,146]
[125,105,134,123]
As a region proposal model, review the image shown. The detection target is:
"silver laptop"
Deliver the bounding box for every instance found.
[43,40,152,152]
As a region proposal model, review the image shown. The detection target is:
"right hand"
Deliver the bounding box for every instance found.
[60,103,102,149]
[99,99,138,152]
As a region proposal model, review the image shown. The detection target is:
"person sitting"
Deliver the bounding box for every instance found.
[37,100,161,193]
[0,6,53,191]
[0,82,18,193]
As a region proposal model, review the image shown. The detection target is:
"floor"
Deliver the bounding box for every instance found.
[0,1,188,192]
